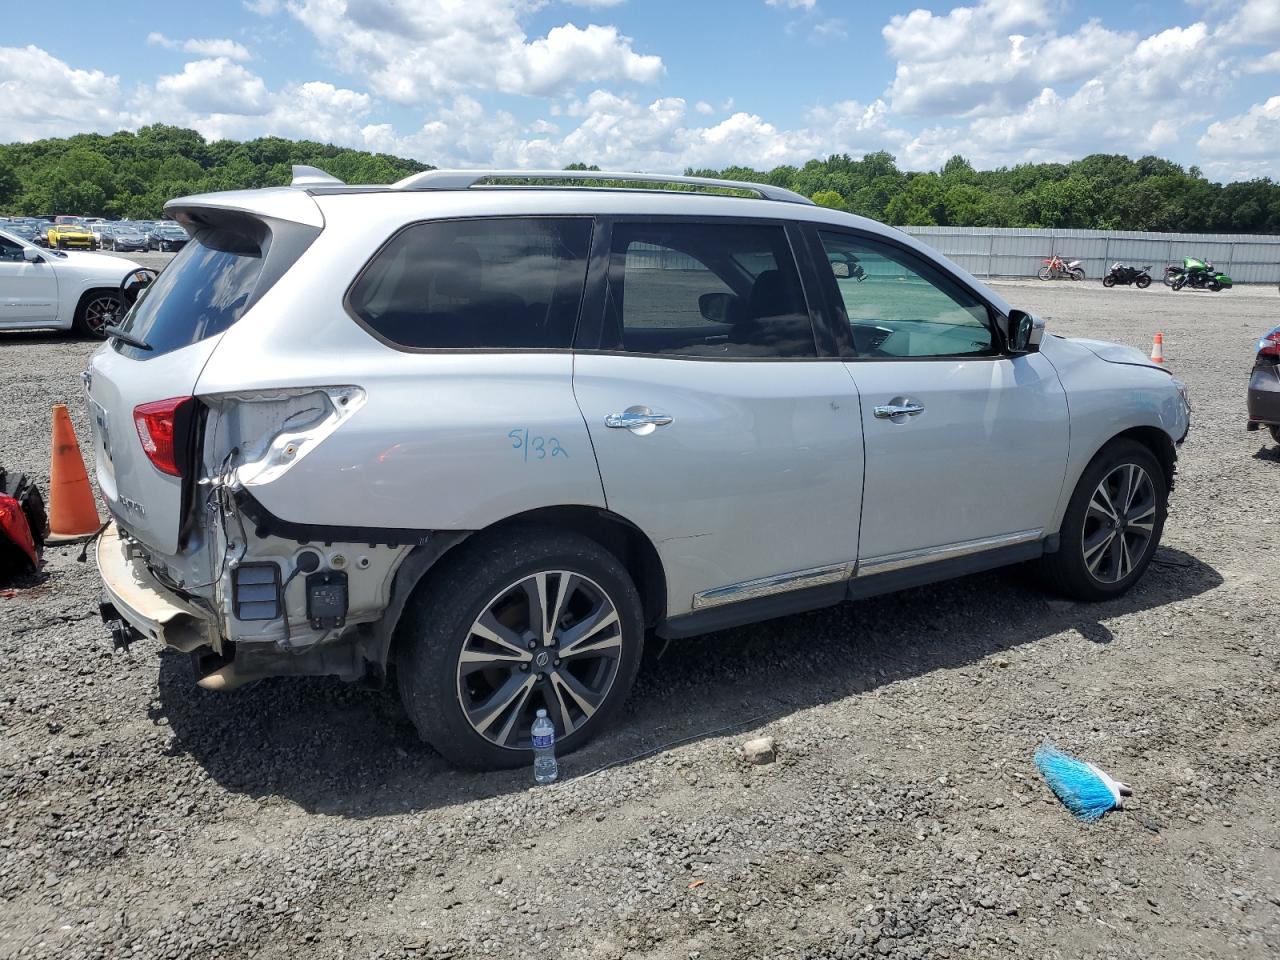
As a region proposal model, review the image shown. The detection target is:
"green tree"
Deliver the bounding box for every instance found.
[811,190,850,211]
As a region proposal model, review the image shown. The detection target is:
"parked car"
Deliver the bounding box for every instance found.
[102,224,150,253]
[0,228,141,335]
[1247,326,1280,445]
[4,222,44,246]
[87,167,1192,770]
[47,216,97,250]
[146,223,188,252]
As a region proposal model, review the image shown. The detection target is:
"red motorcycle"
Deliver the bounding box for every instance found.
[1038,254,1085,281]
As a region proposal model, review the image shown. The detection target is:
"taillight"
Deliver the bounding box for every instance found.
[134,397,194,477]
[1258,329,1280,358]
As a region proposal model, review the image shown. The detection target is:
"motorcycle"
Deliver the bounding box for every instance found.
[1102,262,1152,288]
[1038,253,1085,281]
[1167,256,1232,292]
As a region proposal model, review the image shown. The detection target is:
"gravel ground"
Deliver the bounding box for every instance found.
[2,278,1278,960]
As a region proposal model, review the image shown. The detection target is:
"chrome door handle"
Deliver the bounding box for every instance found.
[873,401,925,420]
[605,410,673,429]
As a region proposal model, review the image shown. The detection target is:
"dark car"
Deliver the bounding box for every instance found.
[146,224,189,252]
[5,222,42,245]
[1247,325,1280,445]
[105,224,150,252]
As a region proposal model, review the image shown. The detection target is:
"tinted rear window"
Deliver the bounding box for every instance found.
[345,217,593,350]
[116,232,265,359]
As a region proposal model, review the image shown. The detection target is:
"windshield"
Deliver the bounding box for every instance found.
[116,231,265,359]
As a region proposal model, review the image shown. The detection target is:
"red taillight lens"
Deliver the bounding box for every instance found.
[134,397,193,477]
[1259,330,1280,358]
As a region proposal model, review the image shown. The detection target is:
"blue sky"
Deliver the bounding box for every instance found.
[4,0,1279,180]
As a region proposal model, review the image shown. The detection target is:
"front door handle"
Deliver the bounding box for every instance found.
[605,407,673,435]
[873,400,925,420]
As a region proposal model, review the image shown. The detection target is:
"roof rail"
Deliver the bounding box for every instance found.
[291,165,346,187]
[389,169,814,205]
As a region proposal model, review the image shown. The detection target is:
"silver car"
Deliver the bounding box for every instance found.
[87,168,1191,769]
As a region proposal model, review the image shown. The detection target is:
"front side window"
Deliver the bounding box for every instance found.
[603,221,816,359]
[346,217,593,350]
[818,231,995,358]
[0,234,23,261]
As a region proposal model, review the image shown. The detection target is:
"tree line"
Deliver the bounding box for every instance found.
[1,125,1278,234]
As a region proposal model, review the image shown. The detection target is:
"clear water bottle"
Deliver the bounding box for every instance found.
[531,709,558,785]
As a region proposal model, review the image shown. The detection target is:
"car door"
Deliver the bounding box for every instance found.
[808,227,1069,572]
[572,217,864,619]
[0,234,58,327]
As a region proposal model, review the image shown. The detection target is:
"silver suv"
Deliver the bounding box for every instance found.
[88,168,1191,769]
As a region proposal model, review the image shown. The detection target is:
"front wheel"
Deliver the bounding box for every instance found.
[1171,277,1186,291]
[1037,439,1167,601]
[1102,275,1117,288]
[1037,266,1052,281]
[1136,274,1151,289]
[396,527,645,770]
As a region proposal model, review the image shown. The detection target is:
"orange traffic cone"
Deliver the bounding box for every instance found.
[1150,332,1165,364]
[47,404,102,543]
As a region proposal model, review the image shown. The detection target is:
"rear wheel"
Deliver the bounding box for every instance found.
[1070,267,1085,281]
[396,527,644,769]
[73,291,121,338]
[1136,274,1151,289]
[1163,268,1177,286]
[1037,439,1167,601]
[1208,279,1222,292]
[1270,425,1280,445]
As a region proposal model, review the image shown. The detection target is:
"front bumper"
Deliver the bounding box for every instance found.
[96,522,216,652]
[1247,365,1280,427]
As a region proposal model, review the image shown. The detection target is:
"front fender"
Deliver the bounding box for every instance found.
[1039,335,1189,529]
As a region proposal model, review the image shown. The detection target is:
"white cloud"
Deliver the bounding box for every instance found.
[1198,95,1280,161]
[285,0,662,102]
[146,33,252,61]
[153,58,269,116]
[766,0,817,8]
[0,45,134,141]
[1243,50,1280,74]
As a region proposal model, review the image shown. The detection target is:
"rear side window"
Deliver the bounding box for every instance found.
[116,227,268,360]
[601,221,816,359]
[346,217,593,350]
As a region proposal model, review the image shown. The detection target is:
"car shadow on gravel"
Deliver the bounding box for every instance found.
[155,546,1220,818]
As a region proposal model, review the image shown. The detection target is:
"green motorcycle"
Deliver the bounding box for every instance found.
[1166,257,1233,292]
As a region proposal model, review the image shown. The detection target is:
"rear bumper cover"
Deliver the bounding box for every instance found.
[1248,366,1280,426]
[96,522,216,652]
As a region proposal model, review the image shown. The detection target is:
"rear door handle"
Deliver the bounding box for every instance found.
[604,412,675,430]
[873,401,925,420]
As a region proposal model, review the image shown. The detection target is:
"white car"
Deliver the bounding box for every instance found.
[0,228,141,336]
[87,168,1191,769]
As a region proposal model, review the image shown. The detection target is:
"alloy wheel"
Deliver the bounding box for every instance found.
[82,296,118,336]
[455,570,624,750]
[1081,463,1156,584]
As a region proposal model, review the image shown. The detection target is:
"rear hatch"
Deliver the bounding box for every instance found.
[84,191,322,557]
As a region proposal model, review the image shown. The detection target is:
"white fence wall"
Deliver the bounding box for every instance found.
[898,226,1280,284]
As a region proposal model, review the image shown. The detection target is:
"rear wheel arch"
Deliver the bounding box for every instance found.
[375,505,666,669]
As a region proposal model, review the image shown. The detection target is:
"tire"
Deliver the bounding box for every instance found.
[1037,439,1167,601]
[73,291,122,338]
[1270,425,1280,446]
[1208,279,1222,292]
[1037,266,1052,281]
[1171,277,1186,291]
[1102,275,1117,288]
[1070,267,1085,281]
[1163,268,1177,286]
[1136,275,1151,289]
[396,527,645,770]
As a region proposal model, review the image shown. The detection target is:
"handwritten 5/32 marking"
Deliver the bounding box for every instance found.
[508,429,568,461]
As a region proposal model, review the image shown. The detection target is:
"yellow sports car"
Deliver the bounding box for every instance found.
[47,216,97,250]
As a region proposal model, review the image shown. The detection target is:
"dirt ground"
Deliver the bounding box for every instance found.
[1,276,1278,960]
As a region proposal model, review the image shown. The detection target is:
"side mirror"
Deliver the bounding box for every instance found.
[1006,309,1045,354]
[699,291,735,323]
[22,247,42,263]
[832,261,851,279]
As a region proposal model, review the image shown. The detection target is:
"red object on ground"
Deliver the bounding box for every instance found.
[0,494,38,569]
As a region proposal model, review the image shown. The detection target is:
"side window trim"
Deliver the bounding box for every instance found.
[578,214,829,361]
[799,222,1011,360]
